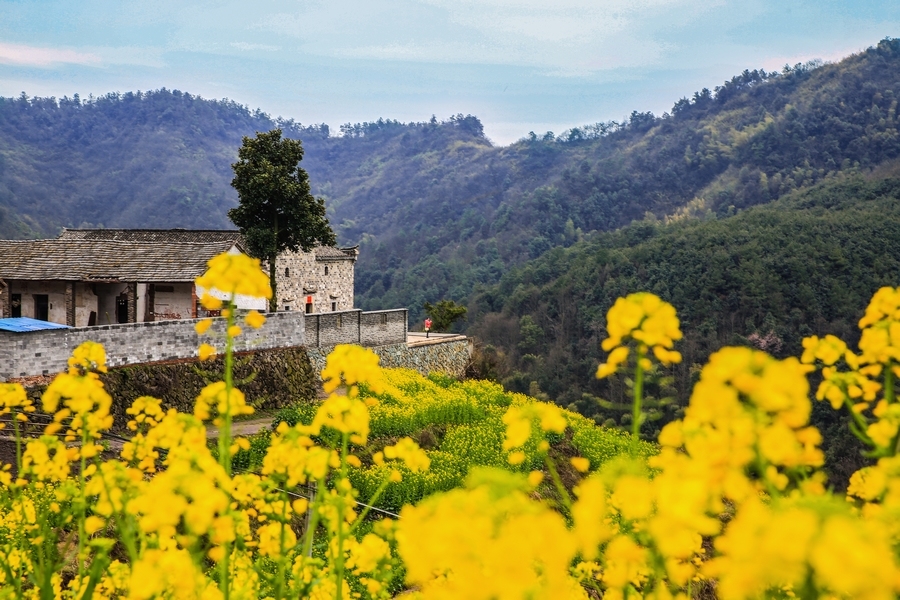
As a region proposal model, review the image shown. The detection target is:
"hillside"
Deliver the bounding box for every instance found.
[467,174,900,485]
[1,39,900,325]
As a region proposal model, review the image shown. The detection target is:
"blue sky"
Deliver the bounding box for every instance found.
[1,0,898,145]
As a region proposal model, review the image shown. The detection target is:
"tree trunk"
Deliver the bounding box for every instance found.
[269,254,278,313]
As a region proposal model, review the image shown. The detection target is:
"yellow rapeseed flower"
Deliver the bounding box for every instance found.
[195,252,272,299]
[244,310,266,329]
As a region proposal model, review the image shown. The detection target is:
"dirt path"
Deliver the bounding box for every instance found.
[207,416,275,439]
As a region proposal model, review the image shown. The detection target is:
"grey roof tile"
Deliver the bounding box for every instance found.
[0,239,240,282]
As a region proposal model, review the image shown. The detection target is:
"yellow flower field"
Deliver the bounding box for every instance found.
[0,252,898,599]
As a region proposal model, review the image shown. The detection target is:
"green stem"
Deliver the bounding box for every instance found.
[334,433,350,600]
[843,396,873,442]
[218,299,236,600]
[886,362,895,405]
[631,346,645,453]
[77,425,89,581]
[274,493,289,600]
[302,480,323,558]
[12,411,21,476]
[352,476,392,531]
[545,455,572,516]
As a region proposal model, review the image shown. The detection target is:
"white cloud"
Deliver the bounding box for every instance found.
[250,0,717,74]
[0,42,100,67]
[230,42,280,52]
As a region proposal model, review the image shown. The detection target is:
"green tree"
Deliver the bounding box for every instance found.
[229,129,336,311]
[423,300,468,332]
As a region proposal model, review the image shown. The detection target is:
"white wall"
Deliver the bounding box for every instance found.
[74,283,99,327]
[95,283,128,325]
[8,281,68,324]
[153,283,195,320]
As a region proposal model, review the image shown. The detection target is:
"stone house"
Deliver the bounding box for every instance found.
[0,236,266,326]
[273,244,358,314]
[56,229,358,315]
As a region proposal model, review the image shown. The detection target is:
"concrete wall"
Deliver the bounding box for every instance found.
[307,338,471,381]
[0,311,306,380]
[152,283,194,321]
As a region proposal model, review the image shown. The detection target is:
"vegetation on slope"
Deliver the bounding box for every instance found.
[3,39,900,326]
[238,369,653,512]
[469,175,900,484]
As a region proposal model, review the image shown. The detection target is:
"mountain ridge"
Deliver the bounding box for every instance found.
[0,39,899,328]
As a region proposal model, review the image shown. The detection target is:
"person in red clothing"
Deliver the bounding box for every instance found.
[424,318,432,338]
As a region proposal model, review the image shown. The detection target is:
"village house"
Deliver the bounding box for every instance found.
[0,229,358,326]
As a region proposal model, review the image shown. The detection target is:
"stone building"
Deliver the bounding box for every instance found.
[273,245,358,313]
[55,229,357,315]
[0,237,266,326]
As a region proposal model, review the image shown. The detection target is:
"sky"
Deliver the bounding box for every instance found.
[1,0,898,145]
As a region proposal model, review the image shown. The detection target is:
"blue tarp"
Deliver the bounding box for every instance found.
[0,317,70,332]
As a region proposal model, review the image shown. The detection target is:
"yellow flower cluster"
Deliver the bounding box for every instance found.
[0,382,34,432]
[194,381,254,424]
[803,286,900,454]
[321,343,386,396]
[596,292,682,379]
[195,252,272,300]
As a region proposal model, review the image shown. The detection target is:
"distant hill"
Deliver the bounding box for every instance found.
[1,38,900,327]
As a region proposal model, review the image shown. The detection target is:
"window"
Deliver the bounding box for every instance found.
[337,313,342,328]
[380,313,387,325]
[324,266,329,275]
[331,302,336,311]
[305,301,313,314]
[285,267,290,278]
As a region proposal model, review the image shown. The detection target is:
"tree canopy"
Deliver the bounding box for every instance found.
[228,129,335,310]
[423,300,468,332]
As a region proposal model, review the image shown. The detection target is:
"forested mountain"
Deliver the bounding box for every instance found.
[2,39,900,318]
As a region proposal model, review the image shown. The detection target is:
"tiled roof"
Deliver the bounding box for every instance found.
[60,229,357,260]
[59,228,245,246]
[314,245,358,260]
[0,239,240,282]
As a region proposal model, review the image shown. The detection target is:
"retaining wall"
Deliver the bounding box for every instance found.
[307,337,471,381]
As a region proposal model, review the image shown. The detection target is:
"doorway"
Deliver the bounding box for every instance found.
[34,295,49,321]
[116,295,129,324]
[11,294,21,318]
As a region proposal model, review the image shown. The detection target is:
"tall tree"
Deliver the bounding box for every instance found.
[229,129,336,311]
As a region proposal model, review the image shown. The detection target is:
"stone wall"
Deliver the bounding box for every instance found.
[307,338,471,381]
[272,249,355,313]
[0,311,305,380]
[0,308,409,381]
[304,309,407,348]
